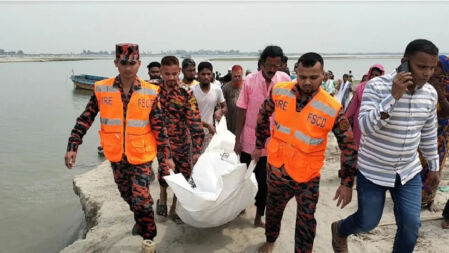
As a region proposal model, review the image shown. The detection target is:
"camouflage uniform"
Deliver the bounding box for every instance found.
[255,83,357,252]
[67,75,171,240]
[157,85,204,186]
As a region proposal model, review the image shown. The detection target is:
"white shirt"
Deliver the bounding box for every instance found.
[192,83,226,126]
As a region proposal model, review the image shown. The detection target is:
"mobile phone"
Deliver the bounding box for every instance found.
[396,61,410,73]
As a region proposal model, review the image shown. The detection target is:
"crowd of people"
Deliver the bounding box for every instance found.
[64,39,449,253]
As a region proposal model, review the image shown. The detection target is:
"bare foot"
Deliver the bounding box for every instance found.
[168,206,176,217]
[254,214,265,228]
[254,218,265,228]
[442,219,449,229]
[427,202,438,212]
[258,242,274,253]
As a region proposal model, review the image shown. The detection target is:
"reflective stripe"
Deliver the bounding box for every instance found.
[310,100,337,117]
[96,85,119,93]
[100,118,121,126]
[128,119,149,128]
[275,121,291,135]
[273,88,295,98]
[294,130,323,145]
[135,88,157,96]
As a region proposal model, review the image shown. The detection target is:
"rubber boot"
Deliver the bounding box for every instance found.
[141,239,156,253]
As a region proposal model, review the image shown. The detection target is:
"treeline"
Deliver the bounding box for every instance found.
[0,49,24,55]
[158,49,259,56]
[0,48,259,56]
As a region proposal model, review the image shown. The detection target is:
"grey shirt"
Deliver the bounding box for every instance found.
[222,81,242,135]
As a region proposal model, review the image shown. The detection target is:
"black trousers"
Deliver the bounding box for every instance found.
[443,200,449,220]
[240,152,267,216]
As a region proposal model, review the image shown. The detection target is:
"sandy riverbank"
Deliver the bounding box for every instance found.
[61,135,449,253]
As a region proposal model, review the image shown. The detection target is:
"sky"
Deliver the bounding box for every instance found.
[1,1,448,54]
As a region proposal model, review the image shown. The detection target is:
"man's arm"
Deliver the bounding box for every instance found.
[332,108,358,187]
[67,94,99,152]
[358,78,398,136]
[186,91,205,156]
[253,93,275,161]
[214,88,228,122]
[234,79,250,154]
[332,108,358,208]
[150,97,173,172]
[234,108,246,154]
[419,102,439,172]
[65,94,99,169]
[420,96,440,188]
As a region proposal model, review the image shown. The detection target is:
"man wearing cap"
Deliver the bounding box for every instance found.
[64,43,174,247]
[222,65,244,134]
[156,55,204,224]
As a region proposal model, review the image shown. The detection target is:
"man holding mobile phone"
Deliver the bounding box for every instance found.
[331,39,440,253]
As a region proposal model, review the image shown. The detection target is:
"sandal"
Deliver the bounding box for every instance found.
[170,213,184,224]
[156,199,167,217]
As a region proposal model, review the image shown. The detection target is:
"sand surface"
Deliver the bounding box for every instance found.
[61,135,449,253]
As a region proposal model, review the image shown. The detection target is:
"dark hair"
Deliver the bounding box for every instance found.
[182,58,196,69]
[282,55,288,64]
[260,45,284,63]
[160,56,179,67]
[404,39,439,57]
[297,52,324,69]
[147,61,161,70]
[257,58,263,70]
[343,74,349,78]
[198,61,213,72]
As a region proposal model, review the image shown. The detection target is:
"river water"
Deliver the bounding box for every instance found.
[0,55,400,252]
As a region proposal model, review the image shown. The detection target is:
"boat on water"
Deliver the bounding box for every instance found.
[70,74,107,90]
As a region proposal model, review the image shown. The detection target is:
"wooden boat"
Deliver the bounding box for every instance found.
[70,74,107,90]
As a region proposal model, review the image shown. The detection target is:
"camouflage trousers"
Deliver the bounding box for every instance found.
[265,165,320,253]
[158,144,192,187]
[111,160,156,240]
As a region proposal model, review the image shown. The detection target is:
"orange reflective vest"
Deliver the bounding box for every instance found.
[95,77,159,164]
[267,82,342,183]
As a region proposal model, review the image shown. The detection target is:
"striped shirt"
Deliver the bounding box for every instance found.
[358,71,439,187]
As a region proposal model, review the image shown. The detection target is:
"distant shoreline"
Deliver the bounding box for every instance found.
[0,57,110,63]
[0,54,406,63]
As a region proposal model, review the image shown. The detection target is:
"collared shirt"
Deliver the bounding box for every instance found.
[358,71,438,187]
[67,75,172,162]
[255,83,358,187]
[236,70,291,155]
[158,84,204,154]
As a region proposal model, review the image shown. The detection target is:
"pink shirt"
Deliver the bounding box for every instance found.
[345,81,366,148]
[236,70,291,155]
